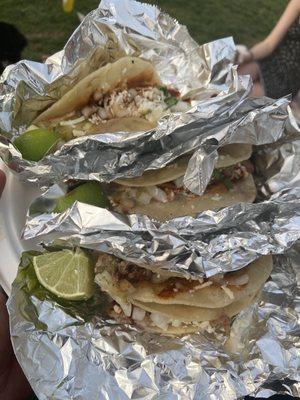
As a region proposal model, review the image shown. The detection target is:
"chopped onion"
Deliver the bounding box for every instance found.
[171,100,190,113]
[175,282,184,289]
[136,191,152,205]
[146,186,168,203]
[72,129,85,137]
[81,105,98,118]
[132,307,146,321]
[166,190,175,201]
[171,320,182,328]
[129,88,137,97]
[150,313,170,330]
[93,89,103,102]
[97,107,108,120]
[211,194,222,201]
[59,116,86,126]
[113,305,122,314]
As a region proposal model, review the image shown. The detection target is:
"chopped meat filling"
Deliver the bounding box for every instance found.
[96,253,249,302]
[79,86,189,125]
[110,160,253,213]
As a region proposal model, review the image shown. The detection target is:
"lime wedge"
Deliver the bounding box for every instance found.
[33,248,95,300]
[54,182,108,213]
[13,128,60,162]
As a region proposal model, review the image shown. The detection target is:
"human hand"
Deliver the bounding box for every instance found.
[0,170,34,400]
[235,44,253,65]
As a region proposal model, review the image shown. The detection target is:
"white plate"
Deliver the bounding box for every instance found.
[0,162,41,295]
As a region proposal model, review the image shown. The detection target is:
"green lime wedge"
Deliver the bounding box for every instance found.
[33,248,95,300]
[13,128,60,162]
[54,182,108,213]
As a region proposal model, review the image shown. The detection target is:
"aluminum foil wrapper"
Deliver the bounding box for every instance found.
[0,0,296,193]
[8,241,300,400]
[5,0,300,398]
[17,133,300,399]
[22,185,300,279]
[22,102,300,279]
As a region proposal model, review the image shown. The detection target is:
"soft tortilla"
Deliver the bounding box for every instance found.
[217,144,252,168]
[76,117,156,136]
[121,174,257,222]
[115,155,191,187]
[35,57,161,125]
[128,256,272,308]
[109,291,259,335]
[115,144,252,187]
[96,256,273,309]
[132,291,258,323]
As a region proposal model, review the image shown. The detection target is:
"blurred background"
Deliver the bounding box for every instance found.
[0,0,289,61]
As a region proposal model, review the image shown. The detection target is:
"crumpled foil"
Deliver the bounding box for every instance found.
[4,0,300,399]
[15,143,300,400]
[22,185,300,279]
[0,0,296,193]
[8,235,300,400]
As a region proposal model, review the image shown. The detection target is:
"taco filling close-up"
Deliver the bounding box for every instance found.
[33,56,190,141]
[95,252,273,335]
[106,143,256,221]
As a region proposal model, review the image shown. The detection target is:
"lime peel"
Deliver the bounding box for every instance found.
[13,128,60,162]
[54,182,108,213]
[33,248,94,301]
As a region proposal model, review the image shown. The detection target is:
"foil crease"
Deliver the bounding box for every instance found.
[23,185,300,279]
[0,0,296,193]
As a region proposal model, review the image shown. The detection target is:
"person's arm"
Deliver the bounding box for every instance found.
[250,0,300,60]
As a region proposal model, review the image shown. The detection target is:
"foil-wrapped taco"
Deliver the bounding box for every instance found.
[94,252,273,334]
[108,143,255,220]
[0,0,292,190]
[2,0,300,399]
[26,247,273,336]
[34,56,190,141]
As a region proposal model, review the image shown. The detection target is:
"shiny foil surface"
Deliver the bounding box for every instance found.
[8,246,300,399]
[15,138,300,399]
[4,0,300,399]
[23,185,300,279]
[0,0,295,193]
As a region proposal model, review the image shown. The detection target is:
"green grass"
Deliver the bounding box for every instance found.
[0,0,288,61]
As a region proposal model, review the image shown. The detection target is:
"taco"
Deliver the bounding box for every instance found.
[106,143,256,221]
[95,253,273,335]
[34,56,190,141]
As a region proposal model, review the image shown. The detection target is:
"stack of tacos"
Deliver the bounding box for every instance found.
[106,143,256,221]
[95,253,273,335]
[34,56,190,141]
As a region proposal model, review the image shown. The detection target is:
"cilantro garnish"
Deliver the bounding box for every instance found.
[159,86,169,96]
[223,178,233,190]
[159,86,179,108]
[165,97,179,107]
